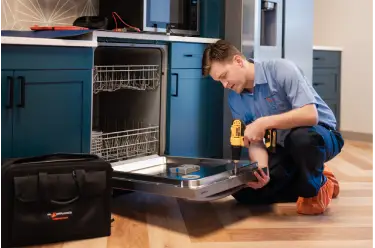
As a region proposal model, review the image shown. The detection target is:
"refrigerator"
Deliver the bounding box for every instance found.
[222,0,314,158]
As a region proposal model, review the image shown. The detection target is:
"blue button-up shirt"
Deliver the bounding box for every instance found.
[228,58,337,146]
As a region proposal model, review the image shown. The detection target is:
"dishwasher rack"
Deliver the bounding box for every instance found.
[93,65,160,94]
[91,125,159,162]
[91,60,162,163]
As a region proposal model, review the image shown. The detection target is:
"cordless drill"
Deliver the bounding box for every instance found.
[230,119,277,173]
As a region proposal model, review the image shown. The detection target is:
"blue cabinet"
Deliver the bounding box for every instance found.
[2,70,14,159]
[167,42,223,158]
[200,0,225,38]
[168,69,207,157]
[1,45,93,161]
[312,50,341,129]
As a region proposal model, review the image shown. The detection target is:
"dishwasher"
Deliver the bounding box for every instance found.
[90,41,265,201]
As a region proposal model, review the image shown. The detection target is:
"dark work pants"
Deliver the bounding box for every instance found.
[232,124,345,205]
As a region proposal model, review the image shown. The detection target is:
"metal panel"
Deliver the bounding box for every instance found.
[282,0,314,82]
[111,156,267,201]
[223,0,285,158]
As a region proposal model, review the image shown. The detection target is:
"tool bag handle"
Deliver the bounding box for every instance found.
[10,153,99,165]
[38,169,86,205]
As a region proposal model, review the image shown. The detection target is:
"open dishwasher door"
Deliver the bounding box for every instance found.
[90,42,265,201]
[110,155,267,201]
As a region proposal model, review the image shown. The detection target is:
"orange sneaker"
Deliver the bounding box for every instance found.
[323,164,340,198]
[296,179,334,215]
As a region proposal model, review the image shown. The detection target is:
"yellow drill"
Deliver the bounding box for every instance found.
[230,119,277,172]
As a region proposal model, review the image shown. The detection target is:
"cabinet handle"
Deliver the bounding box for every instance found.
[171,73,179,97]
[6,76,14,109]
[313,82,324,86]
[183,54,201,58]
[17,76,25,108]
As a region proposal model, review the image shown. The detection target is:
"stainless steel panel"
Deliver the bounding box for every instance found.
[283,0,314,82]
[226,0,283,59]
[223,0,284,158]
[224,0,243,50]
[111,156,266,201]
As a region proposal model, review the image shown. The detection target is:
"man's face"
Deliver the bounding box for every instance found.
[209,55,248,94]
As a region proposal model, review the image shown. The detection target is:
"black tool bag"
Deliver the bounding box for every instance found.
[1,153,113,248]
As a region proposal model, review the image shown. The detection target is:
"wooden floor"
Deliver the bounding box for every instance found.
[32,140,373,248]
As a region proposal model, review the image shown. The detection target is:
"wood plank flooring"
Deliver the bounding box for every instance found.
[30,140,373,248]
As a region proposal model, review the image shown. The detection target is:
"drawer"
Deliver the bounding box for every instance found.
[2,45,94,70]
[313,50,341,68]
[170,42,207,69]
[312,69,339,99]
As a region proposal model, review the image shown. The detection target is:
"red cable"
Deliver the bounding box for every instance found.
[112,12,140,32]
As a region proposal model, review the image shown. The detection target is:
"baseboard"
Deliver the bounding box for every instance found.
[341,130,373,142]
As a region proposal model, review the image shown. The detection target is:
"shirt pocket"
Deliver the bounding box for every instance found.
[264,92,289,114]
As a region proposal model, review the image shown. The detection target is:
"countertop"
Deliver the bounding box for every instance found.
[1,30,219,47]
[1,36,98,47]
[92,30,220,44]
[313,45,343,51]
[1,32,344,53]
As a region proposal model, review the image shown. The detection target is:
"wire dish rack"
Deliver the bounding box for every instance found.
[93,65,160,94]
[91,131,103,157]
[91,126,159,162]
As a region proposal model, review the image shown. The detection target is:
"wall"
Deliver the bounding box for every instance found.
[313,0,373,134]
[1,0,98,30]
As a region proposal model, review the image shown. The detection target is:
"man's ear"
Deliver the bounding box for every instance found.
[233,55,244,67]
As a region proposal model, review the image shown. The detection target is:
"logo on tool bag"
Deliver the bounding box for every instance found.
[47,211,72,221]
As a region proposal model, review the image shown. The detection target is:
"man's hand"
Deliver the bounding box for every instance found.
[243,118,267,147]
[247,167,270,189]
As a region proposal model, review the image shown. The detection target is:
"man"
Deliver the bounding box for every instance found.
[202,39,344,215]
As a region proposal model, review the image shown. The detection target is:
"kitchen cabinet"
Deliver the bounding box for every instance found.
[312,49,341,129]
[1,45,93,161]
[168,69,223,158]
[200,0,225,39]
[2,70,14,159]
[167,42,223,158]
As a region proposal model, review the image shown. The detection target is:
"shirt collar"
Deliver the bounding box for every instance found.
[248,58,267,86]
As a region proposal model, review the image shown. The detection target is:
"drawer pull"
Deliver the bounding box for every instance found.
[17,76,26,108]
[313,82,324,86]
[171,73,179,97]
[6,76,14,109]
[183,54,202,58]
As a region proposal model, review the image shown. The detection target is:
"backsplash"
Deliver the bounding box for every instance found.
[1,0,99,30]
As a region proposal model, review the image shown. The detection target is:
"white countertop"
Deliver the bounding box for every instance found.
[313,45,343,51]
[1,31,219,47]
[1,36,97,47]
[92,31,219,44]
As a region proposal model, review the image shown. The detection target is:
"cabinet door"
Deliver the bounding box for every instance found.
[168,69,224,158]
[12,70,92,158]
[1,70,14,160]
[168,69,208,157]
[205,76,223,158]
[312,68,339,100]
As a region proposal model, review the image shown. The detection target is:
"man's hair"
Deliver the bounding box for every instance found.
[202,39,244,76]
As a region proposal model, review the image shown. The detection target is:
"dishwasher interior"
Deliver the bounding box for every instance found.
[90,41,262,201]
[91,43,165,163]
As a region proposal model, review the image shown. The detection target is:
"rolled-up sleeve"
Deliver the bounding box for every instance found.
[271,59,316,109]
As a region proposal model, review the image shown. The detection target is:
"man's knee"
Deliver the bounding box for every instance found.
[285,126,325,151]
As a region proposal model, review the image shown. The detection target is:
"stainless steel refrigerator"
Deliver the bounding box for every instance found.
[222,0,314,158]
